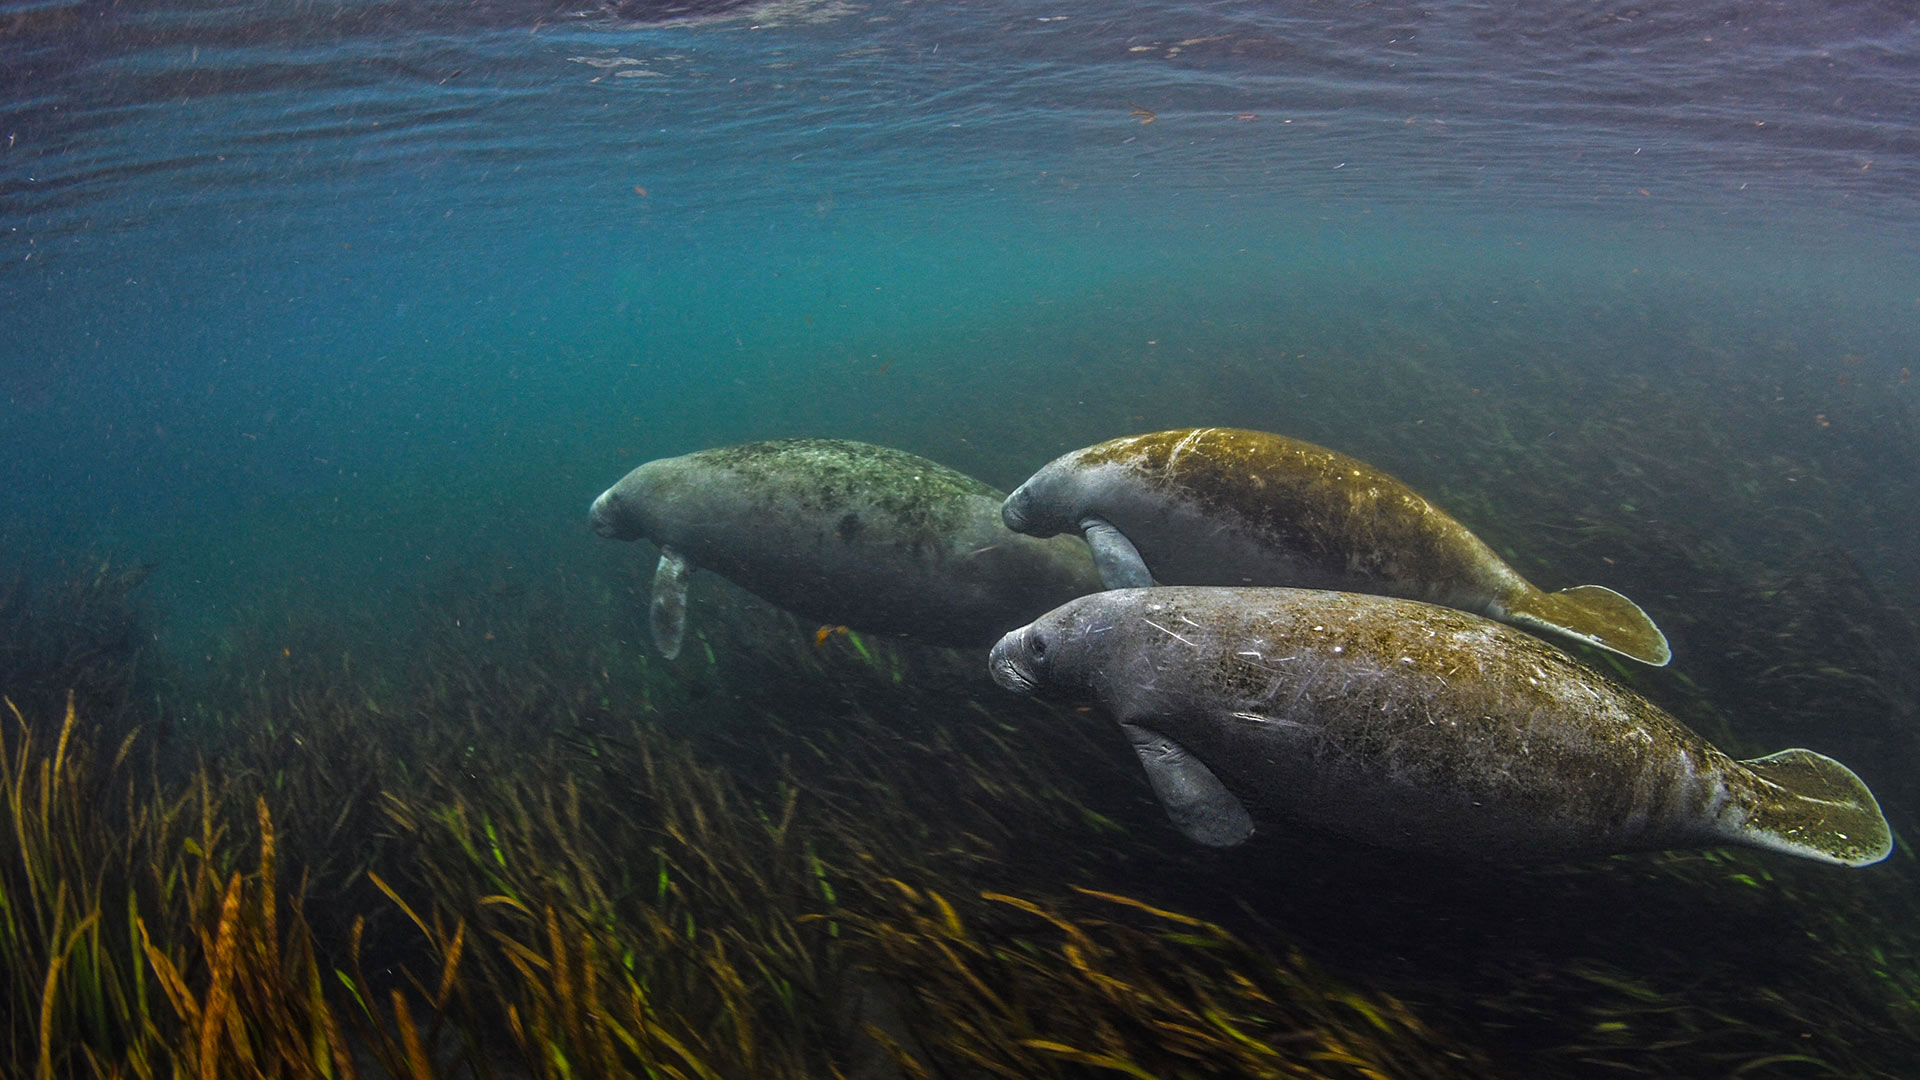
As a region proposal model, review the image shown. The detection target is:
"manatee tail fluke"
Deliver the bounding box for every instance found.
[1728,749,1892,867]
[1508,584,1672,666]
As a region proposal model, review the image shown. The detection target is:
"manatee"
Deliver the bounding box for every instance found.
[988,586,1889,867]
[1001,427,1672,666]
[590,439,1103,657]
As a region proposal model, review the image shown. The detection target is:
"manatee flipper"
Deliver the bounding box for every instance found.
[1081,516,1154,589]
[650,546,693,660]
[1721,748,1892,867]
[1505,584,1672,667]
[1122,723,1254,847]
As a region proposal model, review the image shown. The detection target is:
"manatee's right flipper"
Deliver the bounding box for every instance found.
[1507,584,1672,667]
[1080,516,1154,590]
[1122,723,1253,847]
[1727,748,1891,867]
[650,546,693,660]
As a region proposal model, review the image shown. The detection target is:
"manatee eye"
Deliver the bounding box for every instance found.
[1028,631,1050,662]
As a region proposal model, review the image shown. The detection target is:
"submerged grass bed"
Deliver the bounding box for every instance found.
[3,554,1919,1080]
[0,632,1486,1079]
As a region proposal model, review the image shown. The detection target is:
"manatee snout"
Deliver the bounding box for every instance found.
[1002,460,1084,538]
[589,487,635,540]
[991,612,1081,696]
[988,626,1042,694]
[1000,486,1035,533]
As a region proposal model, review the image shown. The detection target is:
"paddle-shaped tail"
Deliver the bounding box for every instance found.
[1718,748,1892,867]
[1507,583,1672,666]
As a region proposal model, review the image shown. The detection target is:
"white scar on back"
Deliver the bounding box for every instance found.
[1165,427,1213,473]
[1142,617,1198,647]
[1232,711,1307,730]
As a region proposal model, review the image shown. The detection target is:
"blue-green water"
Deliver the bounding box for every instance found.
[14,214,1917,671]
[5,2,1920,1072]
[8,2,1919,654]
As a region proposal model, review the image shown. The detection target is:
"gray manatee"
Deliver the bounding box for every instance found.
[988,586,1889,867]
[1002,427,1671,666]
[590,439,1103,657]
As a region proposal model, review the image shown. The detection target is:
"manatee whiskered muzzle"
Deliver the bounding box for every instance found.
[987,629,1041,694]
[589,490,633,539]
[1000,489,1033,533]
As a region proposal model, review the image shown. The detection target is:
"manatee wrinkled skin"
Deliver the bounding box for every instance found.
[591,439,1103,654]
[1002,428,1672,666]
[989,586,1889,867]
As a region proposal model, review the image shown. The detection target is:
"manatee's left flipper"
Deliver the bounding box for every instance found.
[650,546,693,660]
[1507,584,1672,667]
[1722,748,1892,867]
[1080,516,1154,590]
[1122,723,1253,847]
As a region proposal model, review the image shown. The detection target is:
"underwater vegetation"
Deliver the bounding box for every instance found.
[2,527,1918,1080]
[0,569,1480,1080]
